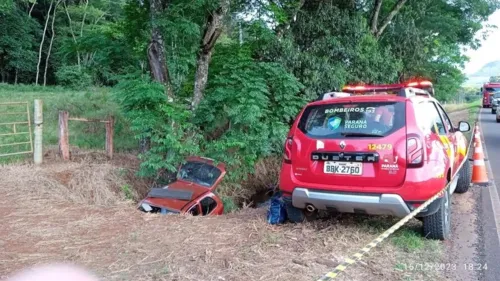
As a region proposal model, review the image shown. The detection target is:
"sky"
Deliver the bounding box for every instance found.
[462,9,500,75]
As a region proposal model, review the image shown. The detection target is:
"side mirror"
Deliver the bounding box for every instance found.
[458,121,471,132]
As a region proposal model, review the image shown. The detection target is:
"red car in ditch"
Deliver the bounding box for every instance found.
[278,80,472,240]
[138,156,226,216]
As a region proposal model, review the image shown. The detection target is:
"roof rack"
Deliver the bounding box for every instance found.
[397,87,431,98]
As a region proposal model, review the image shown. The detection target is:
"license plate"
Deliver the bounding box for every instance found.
[324,161,362,175]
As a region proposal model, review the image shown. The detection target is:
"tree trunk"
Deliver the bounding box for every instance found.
[375,0,408,39]
[64,1,81,68]
[14,69,18,84]
[370,0,383,34]
[29,1,36,17]
[147,0,174,100]
[275,0,306,39]
[44,0,61,86]
[80,0,88,38]
[35,0,54,85]
[191,0,230,111]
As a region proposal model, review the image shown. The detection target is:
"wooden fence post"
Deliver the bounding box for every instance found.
[33,99,43,164]
[105,116,114,159]
[58,111,70,160]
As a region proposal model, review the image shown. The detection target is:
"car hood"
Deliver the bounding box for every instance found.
[140,181,210,212]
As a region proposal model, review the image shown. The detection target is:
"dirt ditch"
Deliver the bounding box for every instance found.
[0,158,446,281]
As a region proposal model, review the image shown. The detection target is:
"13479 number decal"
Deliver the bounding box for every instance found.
[368,143,393,150]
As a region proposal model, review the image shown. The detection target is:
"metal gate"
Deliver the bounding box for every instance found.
[0,102,33,157]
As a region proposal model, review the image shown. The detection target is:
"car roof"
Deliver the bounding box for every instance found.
[308,92,435,107]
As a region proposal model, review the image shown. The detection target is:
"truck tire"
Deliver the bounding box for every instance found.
[422,187,451,240]
[455,160,472,194]
[497,118,500,123]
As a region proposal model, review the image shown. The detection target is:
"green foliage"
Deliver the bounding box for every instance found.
[114,42,304,185]
[114,75,202,178]
[121,184,134,200]
[377,0,499,101]
[0,0,14,13]
[55,65,92,88]
[195,42,304,181]
[0,3,39,83]
[260,2,402,98]
[221,196,238,213]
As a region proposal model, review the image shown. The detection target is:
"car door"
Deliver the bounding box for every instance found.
[432,102,458,177]
[184,194,221,216]
[199,195,221,215]
[413,101,449,176]
[185,201,202,216]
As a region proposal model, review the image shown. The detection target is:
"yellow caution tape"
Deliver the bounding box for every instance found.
[316,123,477,281]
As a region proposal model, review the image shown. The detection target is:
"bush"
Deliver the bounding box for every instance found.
[114,44,305,206]
[55,65,92,89]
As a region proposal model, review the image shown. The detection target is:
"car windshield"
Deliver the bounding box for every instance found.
[493,93,500,98]
[177,161,222,187]
[485,87,500,92]
[297,101,406,139]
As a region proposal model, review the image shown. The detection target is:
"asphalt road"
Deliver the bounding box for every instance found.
[478,108,500,281]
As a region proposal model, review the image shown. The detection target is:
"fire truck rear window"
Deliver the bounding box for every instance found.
[297,102,405,139]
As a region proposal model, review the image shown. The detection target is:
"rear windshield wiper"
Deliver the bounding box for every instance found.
[340,132,385,137]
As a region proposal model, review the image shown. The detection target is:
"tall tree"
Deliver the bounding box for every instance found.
[147,0,174,100]
[191,0,230,110]
[44,0,61,86]
[370,0,408,38]
[35,0,54,85]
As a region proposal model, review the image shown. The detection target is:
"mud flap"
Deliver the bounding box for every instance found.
[448,173,459,194]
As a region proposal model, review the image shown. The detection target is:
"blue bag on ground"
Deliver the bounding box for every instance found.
[267,192,287,225]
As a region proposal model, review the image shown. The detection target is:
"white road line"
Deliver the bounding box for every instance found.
[479,108,500,243]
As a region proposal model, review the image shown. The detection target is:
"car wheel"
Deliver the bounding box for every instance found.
[497,118,500,123]
[492,109,496,114]
[455,160,472,194]
[422,187,451,240]
[284,201,317,223]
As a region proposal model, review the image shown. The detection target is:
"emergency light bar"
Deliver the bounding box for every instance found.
[342,80,434,96]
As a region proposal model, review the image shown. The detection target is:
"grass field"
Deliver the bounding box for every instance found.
[0,84,137,163]
[442,99,481,113]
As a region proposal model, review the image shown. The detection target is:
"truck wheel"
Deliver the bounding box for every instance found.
[284,201,317,223]
[422,188,451,240]
[497,118,500,123]
[455,160,472,194]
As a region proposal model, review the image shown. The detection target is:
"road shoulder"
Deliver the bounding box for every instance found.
[478,108,500,281]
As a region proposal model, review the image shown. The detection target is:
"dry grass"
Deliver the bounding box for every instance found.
[216,157,282,208]
[0,158,445,281]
